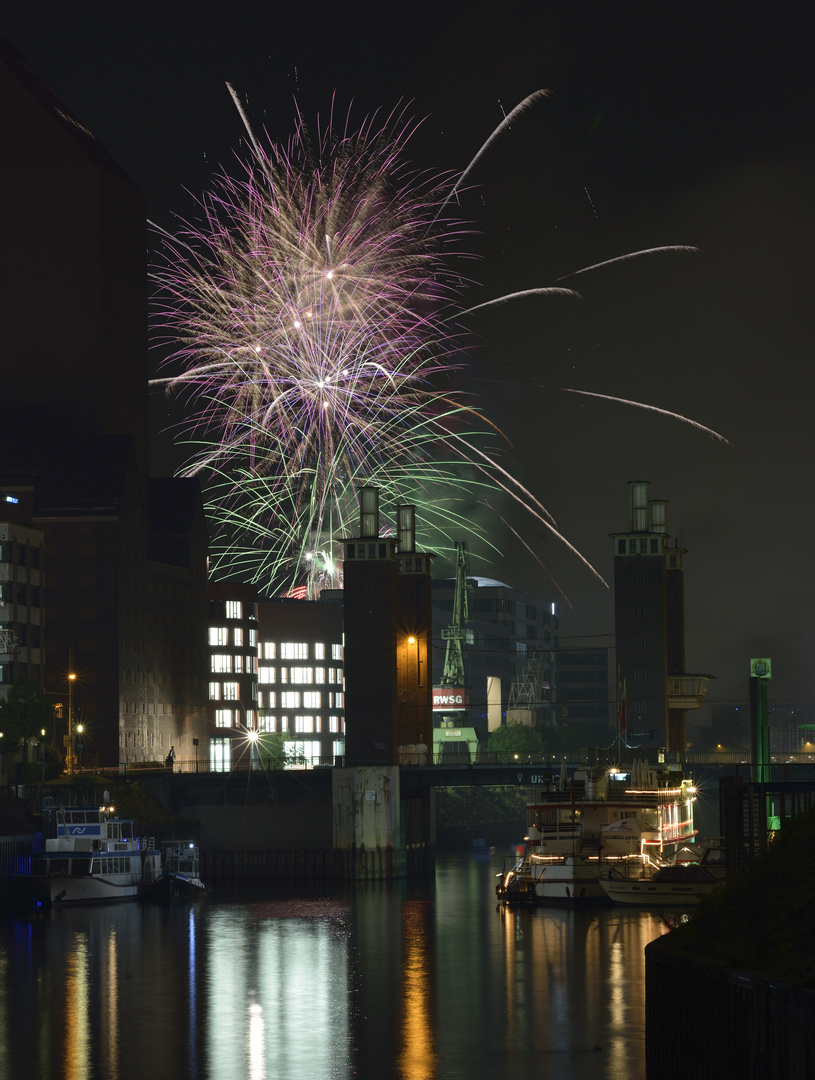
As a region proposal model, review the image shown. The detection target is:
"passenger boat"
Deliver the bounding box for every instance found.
[29,802,162,906]
[152,840,207,902]
[496,760,698,906]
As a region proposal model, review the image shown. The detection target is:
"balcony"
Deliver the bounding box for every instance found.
[667,674,711,710]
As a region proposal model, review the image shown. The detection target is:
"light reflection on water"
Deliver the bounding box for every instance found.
[0,854,676,1080]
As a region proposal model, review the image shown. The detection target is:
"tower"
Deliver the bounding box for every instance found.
[612,480,710,752]
[342,488,433,764]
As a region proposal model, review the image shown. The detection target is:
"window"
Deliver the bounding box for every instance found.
[209,682,222,700]
[209,627,228,646]
[334,691,344,708]
[210,738,231,772]
[233,627,244,647]
[295,715,315,733]
[259,715,276,733]
[249,628,257,647]
[281,691,300,709]
[314,666,325,684]
[329,715,341,733]
[314,643,325,660]
[225,600,242,619]
[258,666,276,684]
[332,643,343,660]
[328,667,336,684]
[261,691,276,708]
[303,691,321,709]
[211,655,232,673]
[281,642,308,660]
[263,642,276,659]
[234,655,244,673]
[223,682,239,700]
[289,666,313,684]
[215,709,234,728]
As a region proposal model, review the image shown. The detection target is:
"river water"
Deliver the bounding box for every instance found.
[0,853,680,1080]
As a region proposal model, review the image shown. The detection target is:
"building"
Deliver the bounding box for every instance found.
[256,597,345,767]
[0,483,46,703]
[342,490,433,765]
[554,646,612,732]
[612,480,710,751]
[432,576,559,740]
[206,582,259,770]
[1,43,212,770]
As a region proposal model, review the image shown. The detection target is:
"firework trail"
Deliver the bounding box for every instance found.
[152,90,723,597]
[152,99,532,595]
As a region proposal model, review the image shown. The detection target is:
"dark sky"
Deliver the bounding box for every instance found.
[5,4,814,716]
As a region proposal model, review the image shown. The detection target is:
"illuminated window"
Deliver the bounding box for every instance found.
[335,691,344,708]
[333,739,345,758]
[289,666,313,684]
[262,691,276,708]
[223,682,239,700]
[332,643,343,660]
[281,691,300,709]
[249,628,257,647]
[209,627,228,646]
[303,691,321,709]
[280,668,288,683]
[211,655,232,673]
[225,600,242,619]
[295,715,315,733]
[233,627,244,647]
[329,715,340,733]
[328,668,336,684]
[234,655,244,674]
[210,738,231,772]
[258,666,276,684]
[258,715,275,733]
[280,715,288,732]
[215,709,234,728]
[263,642,276,659]
[281,642,308,660]
[314,643,325,659]
[315,666,325,684]
[209,682,222,700]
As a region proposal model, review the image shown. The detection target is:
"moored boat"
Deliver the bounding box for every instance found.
[495,760,699,906]
[29,802,161,906]
[152,840,207,902]
[600,844,726,906]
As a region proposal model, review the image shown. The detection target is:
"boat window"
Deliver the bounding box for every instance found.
[49,859,69,874]
[31,858,47,875]
[72,859,91,875]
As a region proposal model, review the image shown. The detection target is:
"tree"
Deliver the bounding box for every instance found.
[0,677,54,752]
[487,720,548,760]
[257,730,291,769]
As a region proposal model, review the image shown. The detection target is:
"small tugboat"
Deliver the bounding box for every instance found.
[152,841,207,902]
[29,800,162,906]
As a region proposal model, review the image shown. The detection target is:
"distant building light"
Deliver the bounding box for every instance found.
[4,496,18,504]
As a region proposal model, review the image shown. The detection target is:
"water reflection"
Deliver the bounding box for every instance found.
[0,855,677,1080]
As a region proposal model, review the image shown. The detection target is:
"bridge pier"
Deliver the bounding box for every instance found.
[332,766,434,880]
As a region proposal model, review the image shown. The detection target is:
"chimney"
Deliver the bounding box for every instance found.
[358,486,379,538]
[396,505,416,552]
[628,480,649,532]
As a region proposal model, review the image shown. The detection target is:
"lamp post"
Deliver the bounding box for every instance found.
[76,724,84,775]
[40,728,46,787]
[67,671,76,775]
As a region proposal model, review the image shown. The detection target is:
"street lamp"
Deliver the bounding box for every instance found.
[40,728,46,787]
[67,672,76,775]
[77,724,84,774]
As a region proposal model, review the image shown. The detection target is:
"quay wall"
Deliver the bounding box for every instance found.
[646,940,815,1079]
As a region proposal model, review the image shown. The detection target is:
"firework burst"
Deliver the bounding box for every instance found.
[152,91,723,599]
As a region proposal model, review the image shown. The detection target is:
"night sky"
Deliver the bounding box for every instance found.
[5,4,814,719]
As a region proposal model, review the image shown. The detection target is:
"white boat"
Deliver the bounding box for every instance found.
[496,761,698,906]
[29,802,162,906]
[153,841,207,902]
[600,852,724,906]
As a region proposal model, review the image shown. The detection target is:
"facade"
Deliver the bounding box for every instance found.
[207,582,260,771]
[0,485,46,702]
[1,45,211,771]
[432,577,559,740]
[554,646,611,730]
[342,491,433,765]
[612,480,710,751]
[256,597,345,767]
